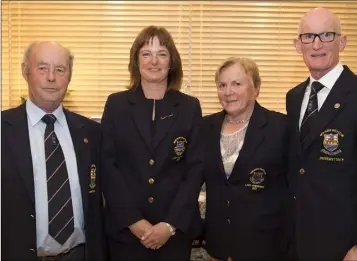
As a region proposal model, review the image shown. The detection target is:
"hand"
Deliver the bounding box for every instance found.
[140,222,172,250]
[129,219,153,240]
[344,246,357,261]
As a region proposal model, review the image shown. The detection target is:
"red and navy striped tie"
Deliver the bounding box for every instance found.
[42,114,74,245]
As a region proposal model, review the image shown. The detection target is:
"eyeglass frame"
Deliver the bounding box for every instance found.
[299,32,341,44]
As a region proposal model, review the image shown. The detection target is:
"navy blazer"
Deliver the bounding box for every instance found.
[202,102,290,261]
[101,86,204,243]
[1,103,106,261]
[286,65,357,260]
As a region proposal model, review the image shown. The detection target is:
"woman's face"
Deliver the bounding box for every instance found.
[139,36,170,85]
[216,63,259,117]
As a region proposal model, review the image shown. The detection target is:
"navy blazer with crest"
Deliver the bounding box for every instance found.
[101,86,204,244]
[286,65,357,260]
[202,102,289,261]
[1,103,106,261]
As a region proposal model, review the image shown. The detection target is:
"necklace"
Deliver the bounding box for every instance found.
[225,115,250,124]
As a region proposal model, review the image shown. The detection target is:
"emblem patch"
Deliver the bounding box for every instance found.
[245,168,266,191]
[172,137,187,161]
[320,129,344,156]
[89,164,96,193]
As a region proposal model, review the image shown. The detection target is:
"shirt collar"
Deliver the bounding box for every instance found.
[309,62,344,90]
[26,99,66,127]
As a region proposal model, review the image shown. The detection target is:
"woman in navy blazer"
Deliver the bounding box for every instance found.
[202,57,290,261]
[101,26,204,261]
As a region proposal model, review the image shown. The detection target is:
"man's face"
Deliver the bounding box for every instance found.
[23,42,71,112]
[294,9,347,79]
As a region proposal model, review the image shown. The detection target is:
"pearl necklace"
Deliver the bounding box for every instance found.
[225,115,250,124]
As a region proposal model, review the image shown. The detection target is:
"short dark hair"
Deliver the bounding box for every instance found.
[128,25,183,91]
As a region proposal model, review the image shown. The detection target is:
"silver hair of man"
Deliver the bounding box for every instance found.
[22,41,74,81]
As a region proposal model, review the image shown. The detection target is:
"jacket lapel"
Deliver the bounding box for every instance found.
[209,111,226,176]
[65,111,89,217]
[151,90,179,151]
[302,66,356,151]
[229,102,266,183]
[128,86,153,152]
[293,78,309,154]
[4,104,35,204]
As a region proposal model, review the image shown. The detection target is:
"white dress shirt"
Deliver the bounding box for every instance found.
[26,100,85,256]
[299,63,344,128]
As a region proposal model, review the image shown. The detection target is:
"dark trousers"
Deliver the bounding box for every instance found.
[109,232,192,261]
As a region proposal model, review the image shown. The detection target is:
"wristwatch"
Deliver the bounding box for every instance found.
[164,222,176,236]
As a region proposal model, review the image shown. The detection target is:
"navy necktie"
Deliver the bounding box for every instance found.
[300,81,325,143]
[42,114,74,244]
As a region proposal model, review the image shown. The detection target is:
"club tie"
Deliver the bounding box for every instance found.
[300,81,325,143]
[42,114,74,244]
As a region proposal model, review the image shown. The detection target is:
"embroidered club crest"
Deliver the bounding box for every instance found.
[172,137,187,161]
[245,168,266,191]
[323,133,339,152]
[320,129,343,156]
[249,168,266,185]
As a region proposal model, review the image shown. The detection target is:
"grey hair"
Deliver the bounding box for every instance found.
[22,41,74,81]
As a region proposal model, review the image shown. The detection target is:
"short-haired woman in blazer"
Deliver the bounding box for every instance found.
[202,57,290,261]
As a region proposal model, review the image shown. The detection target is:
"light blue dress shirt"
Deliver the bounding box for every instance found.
[26,100,85,256]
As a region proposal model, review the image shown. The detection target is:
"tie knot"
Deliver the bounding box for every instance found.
[42,114,57,125]
[311,81,324,93]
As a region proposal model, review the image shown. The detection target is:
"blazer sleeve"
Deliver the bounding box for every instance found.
[101,95,143,231]
[165,98,205,234]
[87,124,107,261]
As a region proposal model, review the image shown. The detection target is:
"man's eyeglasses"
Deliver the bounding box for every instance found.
[299,32,341,44]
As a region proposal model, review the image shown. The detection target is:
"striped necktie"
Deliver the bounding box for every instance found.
[300,81,325,144]
[42,114,74,244]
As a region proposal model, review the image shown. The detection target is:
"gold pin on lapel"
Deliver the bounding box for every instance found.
[84,138,88,143]
[334,103,340,109]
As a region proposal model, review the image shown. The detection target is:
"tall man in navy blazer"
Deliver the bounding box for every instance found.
[1,41,105,261]
[286,8,357,261]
